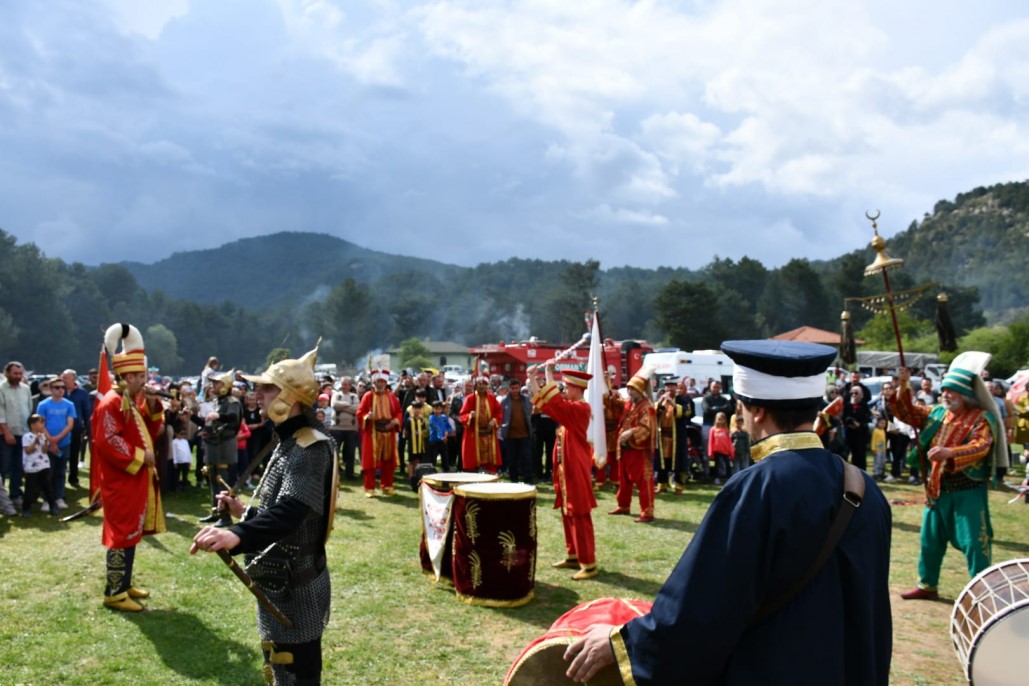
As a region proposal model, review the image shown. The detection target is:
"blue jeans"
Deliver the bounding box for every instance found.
[49,445,70,501]
[1,437,24,500]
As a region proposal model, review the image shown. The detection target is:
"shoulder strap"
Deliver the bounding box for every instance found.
[751,456,865,625]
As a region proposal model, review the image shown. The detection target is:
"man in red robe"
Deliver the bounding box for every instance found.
[610,371,656,523]
[356,369,402,497]
[529,361,599,580]
[459,375,502,473]
[93,323,166,612]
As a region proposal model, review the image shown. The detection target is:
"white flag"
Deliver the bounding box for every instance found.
[586,311,608,468]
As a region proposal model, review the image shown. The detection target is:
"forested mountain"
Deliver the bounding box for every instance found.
[121,232,463,310]
[2,179,1025,375]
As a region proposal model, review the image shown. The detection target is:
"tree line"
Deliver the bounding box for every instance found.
[1,223,1023,378]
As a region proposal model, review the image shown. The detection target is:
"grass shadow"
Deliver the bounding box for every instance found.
[123,608,260,682]
[591,570,663,598]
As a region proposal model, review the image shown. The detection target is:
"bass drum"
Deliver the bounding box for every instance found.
[505,598,652,685]
[950,558,1029,685]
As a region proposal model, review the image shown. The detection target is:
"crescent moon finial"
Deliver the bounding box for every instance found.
[865,209,880,233]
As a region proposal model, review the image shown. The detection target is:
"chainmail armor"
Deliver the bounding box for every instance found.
[244,427,335,643]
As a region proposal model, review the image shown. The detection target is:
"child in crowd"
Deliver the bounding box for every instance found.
[730,415,751,471]
[403,401,428,481]
[172,427,193,491]
[871,416,888,481]
[317,393,335,428]
[708,412,734,485]
[21,414,57,516]
[236,418,251,477]
[427,400,453,471]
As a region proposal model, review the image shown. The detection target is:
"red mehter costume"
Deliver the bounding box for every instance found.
[94,389,166,548]
[594,391,623,489]
[94,323,166,613]
[460,384,502,472]
[613,374,656,521]
[357,372,402,495]
[533,378,598,573]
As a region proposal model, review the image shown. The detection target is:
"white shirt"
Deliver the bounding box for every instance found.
[22,432,50,473]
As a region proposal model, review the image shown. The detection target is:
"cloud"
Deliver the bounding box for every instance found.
[0,0,1027,272]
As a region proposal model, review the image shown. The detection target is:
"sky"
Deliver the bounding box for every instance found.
[1,0,1027,270]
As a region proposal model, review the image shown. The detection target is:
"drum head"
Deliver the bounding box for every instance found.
[969,605,1029,686]
[421,472,499,490]
[454,482,537,499]
[506,638,625,686]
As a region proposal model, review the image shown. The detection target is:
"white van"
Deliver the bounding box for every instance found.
[644,350,735,390]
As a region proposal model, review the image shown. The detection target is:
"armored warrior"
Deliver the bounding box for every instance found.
[93,324,166,612]
[199,368,242,526]
[191,344,338,686]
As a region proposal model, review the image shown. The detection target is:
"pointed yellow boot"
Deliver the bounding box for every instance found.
[104,591,144,612]
[572,565,599,581]
[128,586,150,599]
[551,557,579,569]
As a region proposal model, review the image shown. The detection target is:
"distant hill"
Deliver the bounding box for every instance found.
[119,180,1029,322]
[821,180,1029,321]
[121,232,463,309]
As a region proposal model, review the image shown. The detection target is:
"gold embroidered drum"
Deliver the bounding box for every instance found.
[950,558,1029,685]
[451,482,537,607]
[419,472,499,583]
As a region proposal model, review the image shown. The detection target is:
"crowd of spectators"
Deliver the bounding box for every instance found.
[3,357,1024,520]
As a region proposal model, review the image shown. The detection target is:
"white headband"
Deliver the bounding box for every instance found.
[733,364,825,402]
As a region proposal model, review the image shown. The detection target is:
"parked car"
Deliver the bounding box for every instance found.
[863,375,922,407]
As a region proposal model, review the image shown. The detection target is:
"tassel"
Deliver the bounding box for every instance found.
[935,294,957,352]
[839,311,857,365]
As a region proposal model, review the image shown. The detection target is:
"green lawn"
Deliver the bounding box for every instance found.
[1,459,1026,685]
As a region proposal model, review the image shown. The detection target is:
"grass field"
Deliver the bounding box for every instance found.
[1,459,1026,686]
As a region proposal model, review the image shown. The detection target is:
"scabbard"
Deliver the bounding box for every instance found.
[216,549,294,628]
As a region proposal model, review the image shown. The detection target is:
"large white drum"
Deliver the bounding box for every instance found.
[950,558,1029,685]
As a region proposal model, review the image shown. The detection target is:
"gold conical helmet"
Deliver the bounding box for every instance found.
[243,340,321,423]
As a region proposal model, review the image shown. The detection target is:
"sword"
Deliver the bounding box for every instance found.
[214,549,293,628]
[60,497,102,522]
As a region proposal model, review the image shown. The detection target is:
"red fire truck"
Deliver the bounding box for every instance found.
[468,337,653,388]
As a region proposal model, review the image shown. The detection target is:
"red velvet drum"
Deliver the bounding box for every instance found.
[505,597,653,685]
[418,472,498,584]
[451,482,537,607]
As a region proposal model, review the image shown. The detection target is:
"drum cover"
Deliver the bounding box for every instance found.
[505,598,652,686]
[950,558,1029,685]
[452,483,537,607]
[419,473,499,582]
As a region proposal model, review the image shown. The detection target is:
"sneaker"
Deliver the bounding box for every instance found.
[20,510,30,518]
[907,476,921,485]
[198,513,221,523]
[55,498,68,510]
[78,461,86,469]
[3,506,16,516]
[884,475,898,483]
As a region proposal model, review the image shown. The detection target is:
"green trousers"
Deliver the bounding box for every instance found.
[917,486,992,590]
